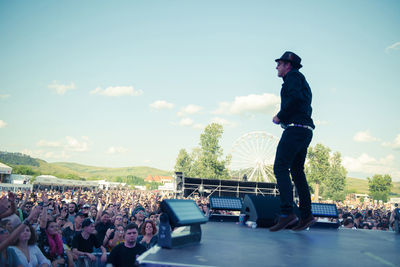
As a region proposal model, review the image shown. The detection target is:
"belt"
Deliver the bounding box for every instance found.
[283,123,314,131]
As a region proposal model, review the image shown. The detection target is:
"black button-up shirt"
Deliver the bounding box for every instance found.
[277,69,315,129]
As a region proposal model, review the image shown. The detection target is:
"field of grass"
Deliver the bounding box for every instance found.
[51,162,172,179]
[346,177,400,197]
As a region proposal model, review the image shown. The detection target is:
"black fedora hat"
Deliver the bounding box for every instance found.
[275,51,302,69]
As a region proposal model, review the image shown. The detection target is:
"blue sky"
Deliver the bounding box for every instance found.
[1,0,399,181]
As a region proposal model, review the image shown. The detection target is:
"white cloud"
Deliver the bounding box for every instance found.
[107,146,129,154]
[343,153,400,179]
[0,120,7,128]
[179,118,194,126]
[90,86,143,97]
[353,130,379,142]
[24,136,89,161]
[43,151,70,159]
[211,117,236,127]
[382,134,400,150]
[48,81,76,95]
[177,104,203,117]
[37,140,62,148]
[385,42,400,52]
[213,93,280,115]
[21,149,70,160]
[36,136,89,152]
[65,136,89,152]
[0,94,10,99]
[150,100,174,110]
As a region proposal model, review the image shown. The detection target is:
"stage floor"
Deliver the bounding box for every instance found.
[138,221,400,267]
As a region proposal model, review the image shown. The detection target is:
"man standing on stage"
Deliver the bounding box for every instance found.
[269,51,316,232]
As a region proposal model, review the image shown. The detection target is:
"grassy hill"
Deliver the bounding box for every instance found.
[0,151,172,180]
[346,177,400,197]
[52,162,172,179]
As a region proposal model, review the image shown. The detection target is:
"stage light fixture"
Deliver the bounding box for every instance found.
[311,203,338,218]
[158,199,208,248]
[209,196,243,211]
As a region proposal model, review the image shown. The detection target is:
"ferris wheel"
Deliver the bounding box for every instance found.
[229,131,279,183]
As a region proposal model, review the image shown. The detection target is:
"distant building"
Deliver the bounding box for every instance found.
[0,162,12,183]
[145,175,173,184]
[347,193,370,203]
[0,163,34,192]
[158,183,174,191]
[10,174,32,184]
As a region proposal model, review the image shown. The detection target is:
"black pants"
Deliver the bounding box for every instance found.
[273,126,313,219]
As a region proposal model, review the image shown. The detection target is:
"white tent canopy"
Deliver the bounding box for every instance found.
[0,162,12,175]
[35,175,99,187]
[34,175,126,188]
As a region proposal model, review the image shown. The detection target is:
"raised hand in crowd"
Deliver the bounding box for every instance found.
[0,192,16,219]
[0,205,41,252]
[0,195,9,215]
[103,228,115,246]
[60,205,68,219]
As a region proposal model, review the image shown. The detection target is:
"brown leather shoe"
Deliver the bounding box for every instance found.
[269,213,298,232]
[291,215,316,231]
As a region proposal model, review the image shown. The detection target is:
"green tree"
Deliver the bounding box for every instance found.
[305,144,331,202]
[324,152,347,201]
[195,123,231,179]
[174,149,192,174]
[114,176,123,183]
[175,123,231,179]
[125,175,146,185]
[12,165,39,176]
[368,174,393,202]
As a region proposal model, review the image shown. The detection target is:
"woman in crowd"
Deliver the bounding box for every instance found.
[89,204,98,220]
[38,193,74,267]
[104,224,125,251]
[0,225,23,267]
[10,223,51,267]
[137,219,158,250]
[62,212,84,248]
[0,205,42,267]
[132,206,146,232]
[122,215,129,228]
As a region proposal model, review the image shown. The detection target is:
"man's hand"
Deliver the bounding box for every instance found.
[105,228,114,242]
[87,253,96,261]
[0,196,9,214]
[8,191,15,202]
[42,191,48,205]
[273,115,280,125]
[27,205,41,223]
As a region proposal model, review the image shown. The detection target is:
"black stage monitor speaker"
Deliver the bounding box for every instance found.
[159,199,208,248]
[241,195,300,228]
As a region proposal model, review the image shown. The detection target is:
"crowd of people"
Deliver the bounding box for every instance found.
[332,203,398,231]
[0,188,175,267]
[0,188,398,266]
